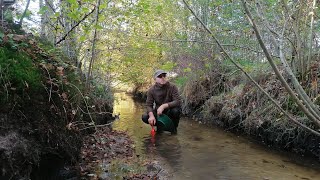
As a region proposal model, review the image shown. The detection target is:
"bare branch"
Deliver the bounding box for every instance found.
[55,6,96,45]
[143,36,279,57]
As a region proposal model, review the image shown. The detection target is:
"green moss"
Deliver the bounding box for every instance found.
[0,47,41,103]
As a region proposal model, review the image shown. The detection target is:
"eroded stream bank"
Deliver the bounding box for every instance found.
[112,92,320,180]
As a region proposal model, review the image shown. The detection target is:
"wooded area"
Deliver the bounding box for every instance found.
[15,0,319,134]
[1,0,320,178]
[3,0,320,152]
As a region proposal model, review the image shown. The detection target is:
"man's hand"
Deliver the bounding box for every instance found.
[148,116,156,126]
[157,103,168,115]
[148,112,156,126]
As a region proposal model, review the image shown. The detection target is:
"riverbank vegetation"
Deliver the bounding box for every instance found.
[0,21,116,178]
[1,0,320,178]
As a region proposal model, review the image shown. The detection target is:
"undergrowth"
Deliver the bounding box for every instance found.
[181,59,320,159]
[0,47,41,104]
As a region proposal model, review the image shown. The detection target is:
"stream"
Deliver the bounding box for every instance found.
[112,92,320,180]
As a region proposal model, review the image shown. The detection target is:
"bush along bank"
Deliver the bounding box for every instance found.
[181,62,320,161]
[0,25,114,179]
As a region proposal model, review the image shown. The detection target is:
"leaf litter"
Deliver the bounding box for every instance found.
[79,127,169,180]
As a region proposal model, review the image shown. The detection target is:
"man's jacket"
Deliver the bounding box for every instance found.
[146,82,181,113]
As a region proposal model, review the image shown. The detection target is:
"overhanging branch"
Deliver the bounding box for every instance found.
[55,6,96,45]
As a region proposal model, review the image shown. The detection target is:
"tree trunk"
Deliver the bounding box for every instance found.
[39,0,46,38]
[306,0,316,71]
[86,0,101,89]
[19,0,31,27]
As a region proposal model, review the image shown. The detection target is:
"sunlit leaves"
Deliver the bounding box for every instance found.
[161,61,177,71]
[54,12,60,18]
[183,67,192,72]
[93,24,103,30]
[79,35,86,42]
[88,0,183,88]
[82,7,89,14]
[38,6,48,15]
[67,0,77,5]
[67,11,79,21]
[155,5,163,14]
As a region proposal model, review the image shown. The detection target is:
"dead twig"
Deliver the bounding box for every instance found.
[78,122,113,131]
[40,64,53,102]
[68,82,96,129]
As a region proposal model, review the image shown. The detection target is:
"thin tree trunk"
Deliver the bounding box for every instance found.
[19,0,31,26]
[278,22,320,122]
[306,0,316,70]
[39,0,46,38]
[255,1,279,56]
[281,0,304,78]
[86,0,101,89]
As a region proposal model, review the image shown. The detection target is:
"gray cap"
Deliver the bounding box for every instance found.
[154,69,167,78]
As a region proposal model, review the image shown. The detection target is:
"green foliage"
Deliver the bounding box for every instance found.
[0,32,4,43]
[183,67,192,73]
[4,12,14,23]
[0,47,41,103]
[24,10,33,20]
[174,76,188,88]
[222,58,270,73]
[92,82,113,104]
[38,6,49,15]
[161,61,176,71]
[3,34,28,49]
[37,40,72,64]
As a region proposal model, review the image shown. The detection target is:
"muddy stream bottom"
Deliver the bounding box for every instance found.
[112,92,320,180]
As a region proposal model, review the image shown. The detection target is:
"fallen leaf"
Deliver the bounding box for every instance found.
[61,92,68,100]
[12,34,25,41]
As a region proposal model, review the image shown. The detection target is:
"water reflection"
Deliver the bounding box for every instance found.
[112,92,320,180]
[143,133,182,171]
[112,92,150,157]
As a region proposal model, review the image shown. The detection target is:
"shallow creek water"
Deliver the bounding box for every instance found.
[112,92,320,180]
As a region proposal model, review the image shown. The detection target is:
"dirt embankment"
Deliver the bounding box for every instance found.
[0,35,80,179]
[181,64,320,161]
[0,25,114,179]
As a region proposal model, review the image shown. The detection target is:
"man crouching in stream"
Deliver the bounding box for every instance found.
[141,69,182,134]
